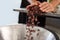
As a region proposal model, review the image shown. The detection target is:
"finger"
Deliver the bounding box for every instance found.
[43,7,54,12]
[36,1,41,5]
[26,1,41,9]
[40,3,49,10]
[46,9,51,12]
[39,2,48,7]
[45,8,54,12]
[42,6,50,12]
[45,9,53,12]
[26,5,31,9]
[26,5,33,10]
[26,3,37,9]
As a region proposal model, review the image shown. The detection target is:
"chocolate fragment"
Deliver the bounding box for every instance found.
[24,37,26,39]
[37,29,40,31]
[31,36,33,40]
[37,33,39,36]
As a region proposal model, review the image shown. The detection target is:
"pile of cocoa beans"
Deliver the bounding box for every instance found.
[27,4,43,26]
[25,4,42,40]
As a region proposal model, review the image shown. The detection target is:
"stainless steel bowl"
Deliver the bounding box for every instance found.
[0,24,56,40]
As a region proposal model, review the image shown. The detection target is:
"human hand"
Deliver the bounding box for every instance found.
[39,2,55,12]
[26,1,41,10]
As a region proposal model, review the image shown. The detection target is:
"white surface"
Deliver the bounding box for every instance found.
[0,0,21,26]
[0,24,56,40]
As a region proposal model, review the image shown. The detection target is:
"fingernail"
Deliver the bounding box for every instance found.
[39,5,41,7]
[40,8,42,10]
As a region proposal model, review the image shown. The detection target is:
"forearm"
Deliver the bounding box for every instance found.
[28,0,38,4]
[50,0,60,8]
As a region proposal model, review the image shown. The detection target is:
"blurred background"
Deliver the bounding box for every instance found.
[0,0,21,26]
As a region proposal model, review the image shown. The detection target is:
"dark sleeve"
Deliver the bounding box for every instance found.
[20,0,30,8]
[38,0,47,2]
[18,0,30,24]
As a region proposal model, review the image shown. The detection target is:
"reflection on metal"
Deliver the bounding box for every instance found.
[0,24,56,40]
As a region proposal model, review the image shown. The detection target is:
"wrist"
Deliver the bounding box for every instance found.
[30,1,41,5]
[50,0,60,8]
[27,0,37,4]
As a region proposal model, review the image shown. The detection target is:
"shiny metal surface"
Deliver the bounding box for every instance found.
[0,24,56,40]
[13,8,60,18]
